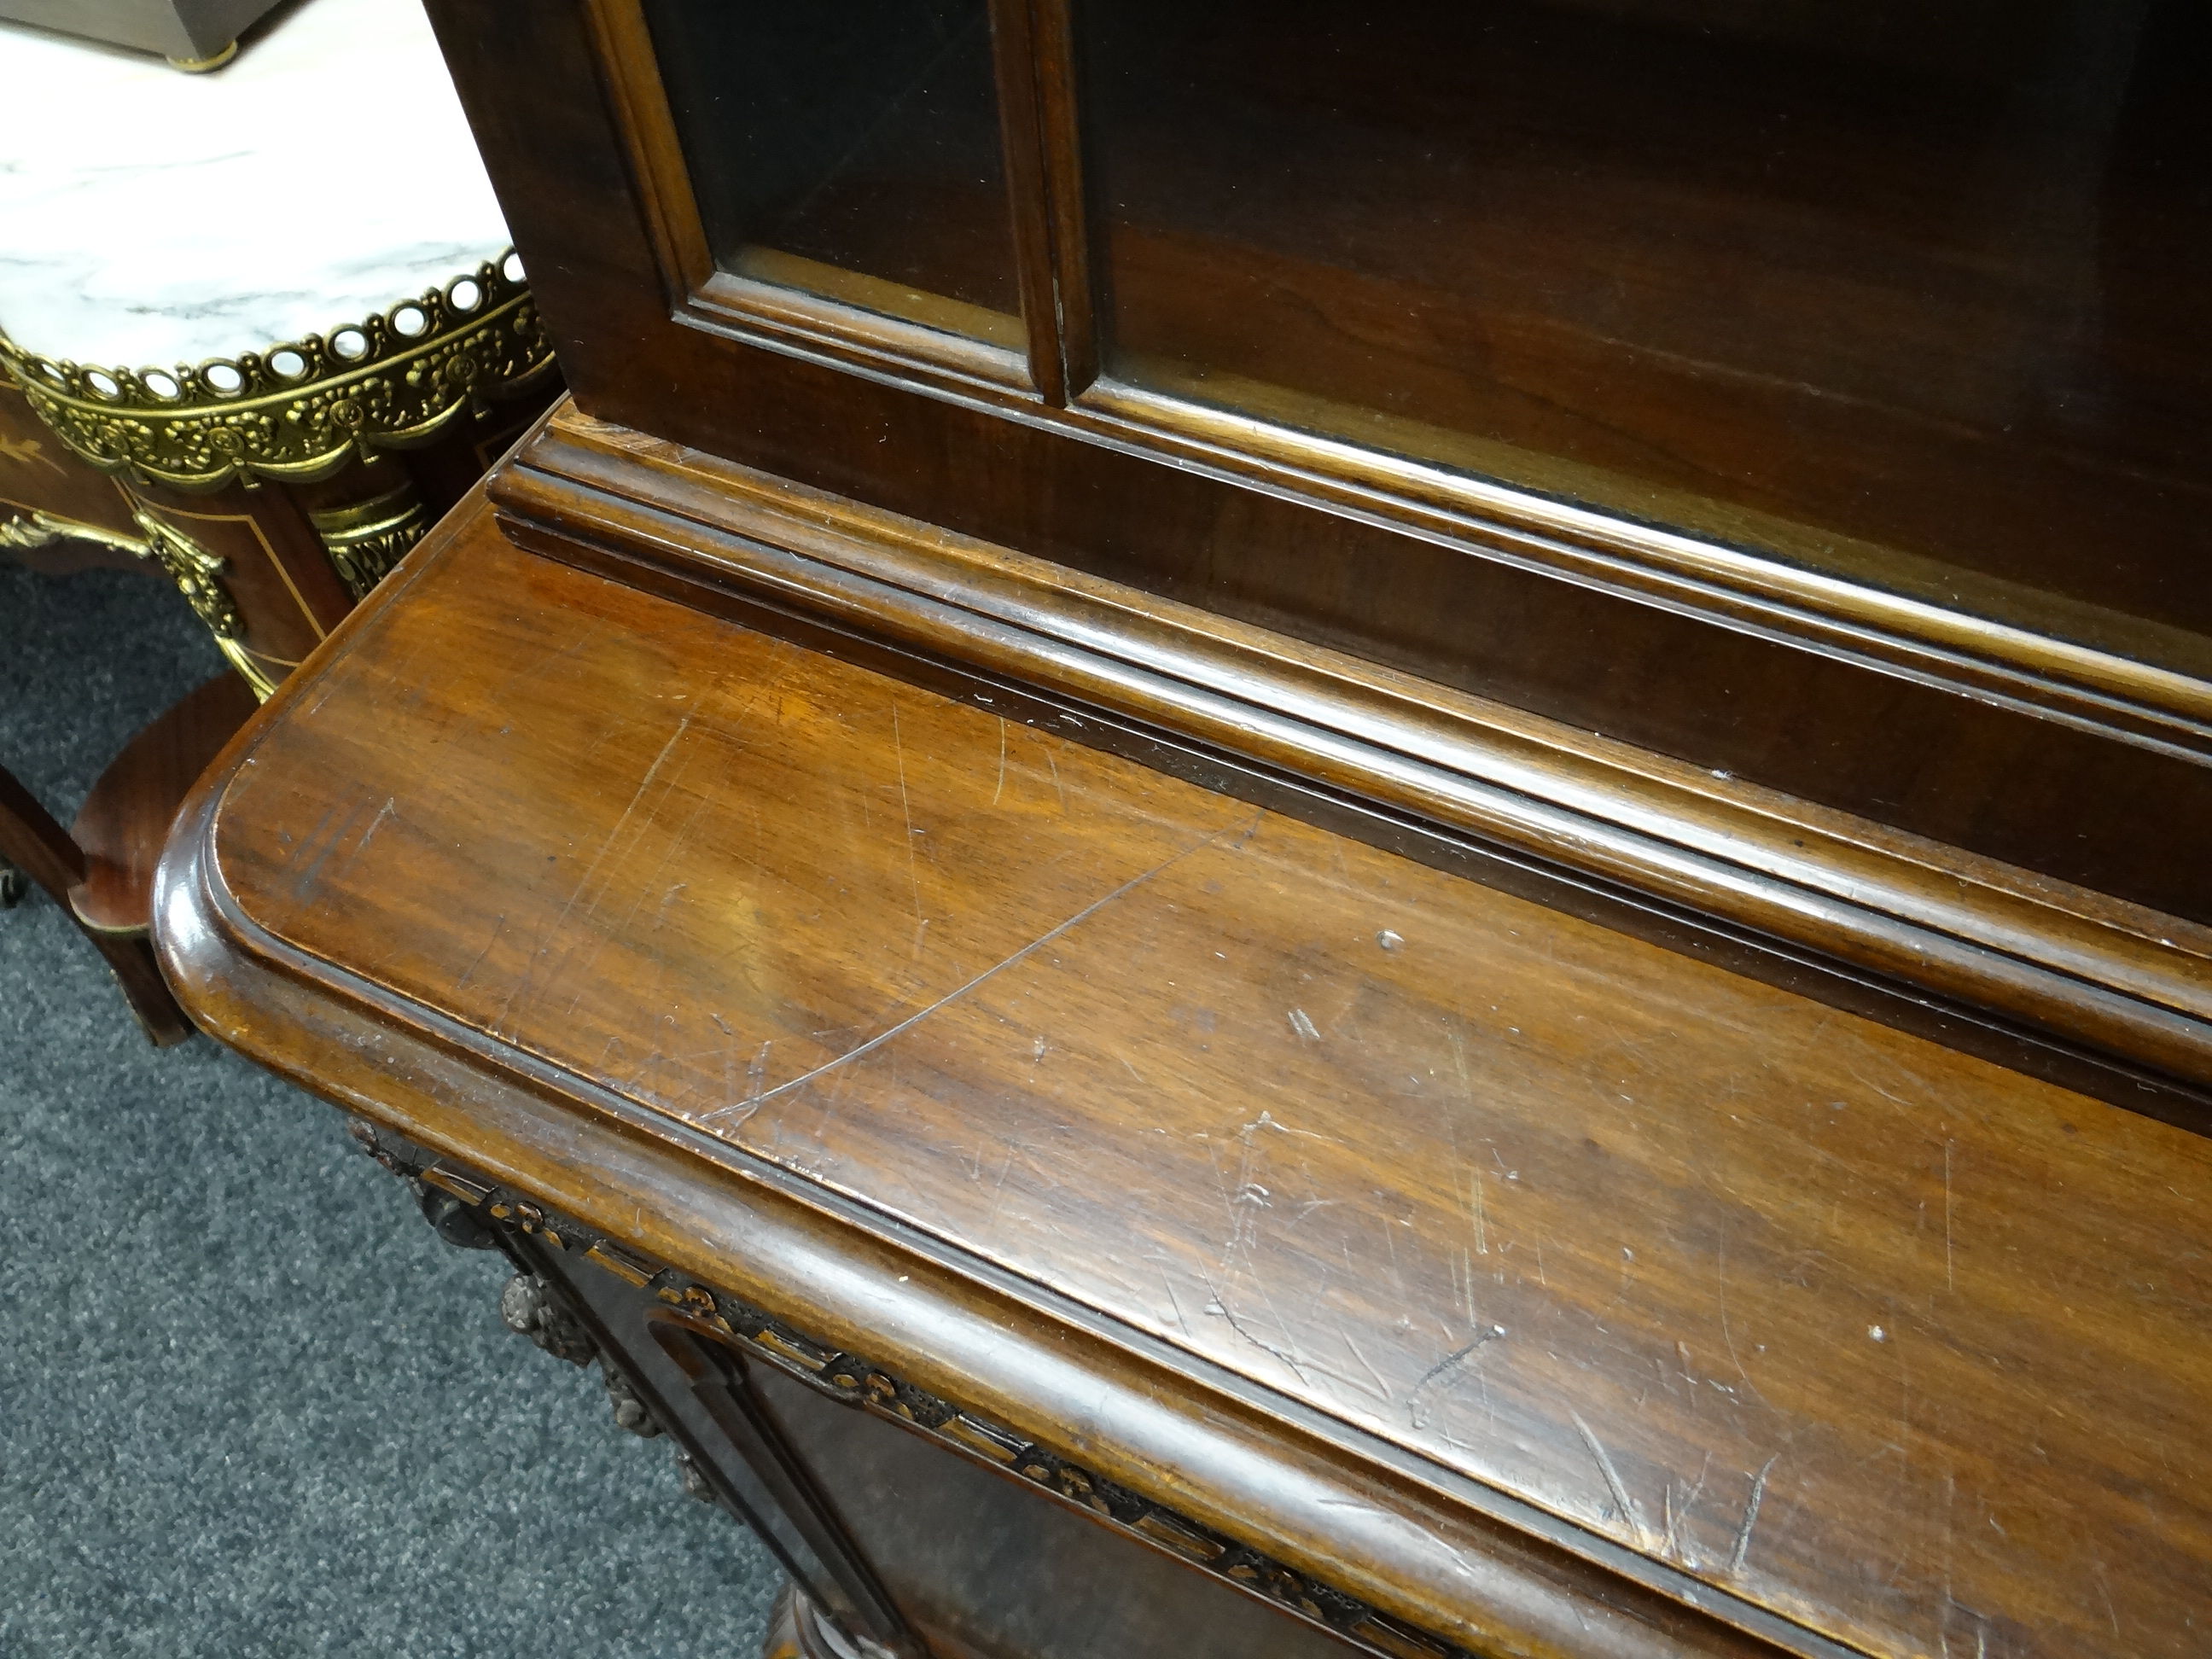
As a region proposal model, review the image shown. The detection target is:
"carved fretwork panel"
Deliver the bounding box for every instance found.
[351,1117,1449,1659]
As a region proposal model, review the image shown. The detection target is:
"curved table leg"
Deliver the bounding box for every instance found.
[0,760,191,1045]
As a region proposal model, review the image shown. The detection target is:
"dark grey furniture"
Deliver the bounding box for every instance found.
[0,0,282,67]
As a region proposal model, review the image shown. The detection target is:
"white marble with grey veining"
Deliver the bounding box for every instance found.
[0,0,512,371]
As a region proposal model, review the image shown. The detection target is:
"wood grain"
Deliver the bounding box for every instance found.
[427,0,2212,864]
[424,0,2212,922]
[1074,0,2212,657]
[165,498,2212,1658]
[488,406,2212,1114]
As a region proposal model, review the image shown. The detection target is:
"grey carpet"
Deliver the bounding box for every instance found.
[1,559,782,1656]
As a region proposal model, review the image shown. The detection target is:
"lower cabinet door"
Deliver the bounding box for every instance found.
[528,1233,1365,1659]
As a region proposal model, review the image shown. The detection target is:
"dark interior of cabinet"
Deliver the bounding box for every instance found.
[539,0,2212,921]
[1075,0,2212,672]
[643,0,1022,335]
[635,0,2212,674]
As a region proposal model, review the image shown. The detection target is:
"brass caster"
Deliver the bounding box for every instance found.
[166,40,239,73]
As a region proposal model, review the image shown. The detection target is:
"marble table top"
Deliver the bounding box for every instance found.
[0,0,512,370]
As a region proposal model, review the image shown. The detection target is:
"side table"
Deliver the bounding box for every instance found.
[0,0,561,1032]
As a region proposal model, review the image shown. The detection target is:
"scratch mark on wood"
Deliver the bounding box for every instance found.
[1237,1109,1343,1145]
[352,796,396,859]
[1843,1059,1917,1114]
[1289,1007,1321,1041]
[1045,748,1067,813]
[282,800,344,870]
[1944,1138,1955,1293]
[2085,1536,2121,1637]
[480,619,602,710]
[288,795,373,899]
[650,880,689,933]
[984,1147,1017,1230]
[544,715,693,944]
[1727,1455,1778,1575]
[1413,1339,1480,1394]
[699,1040,775,1130]
[1199,1272,1318,1388]
[992,716,1008,806]
[891,700,924,927]
[1718,1232,1749,1384]
[1467,1168,1490,1255]
[735,819,1256,1109]
[453,914,504,992]
[1570,1409,1653,1548]
[1446,1018,1476,1114]
[1661,1449,1713,1561]
[1341,1330,1393,1401]
[1155,1267,1193,1337]
[1407,1325,1505,1429]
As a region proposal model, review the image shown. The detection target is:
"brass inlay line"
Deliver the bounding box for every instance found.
[166,40,239,73]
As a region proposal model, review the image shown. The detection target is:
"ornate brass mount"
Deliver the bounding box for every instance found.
[309,484,430,603]
[0,250,558,494]
[3,507,274,698]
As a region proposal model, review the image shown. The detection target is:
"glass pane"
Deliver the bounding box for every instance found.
[1080,0,2212,676]
[645,0,1023,350]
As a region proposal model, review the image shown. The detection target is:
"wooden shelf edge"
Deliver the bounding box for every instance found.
[68,671,260,937]
[149,760,1850,1659]
[485,408,2212,1109]
[1071,380,2212,758]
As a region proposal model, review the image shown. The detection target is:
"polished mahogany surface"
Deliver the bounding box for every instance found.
[183,498,2212,1659]
[1079,0,2212,672]
[423,0,2212,928]
[495,405,2212,1111]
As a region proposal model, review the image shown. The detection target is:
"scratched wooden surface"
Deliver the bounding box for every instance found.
[212,521,2211,1659]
